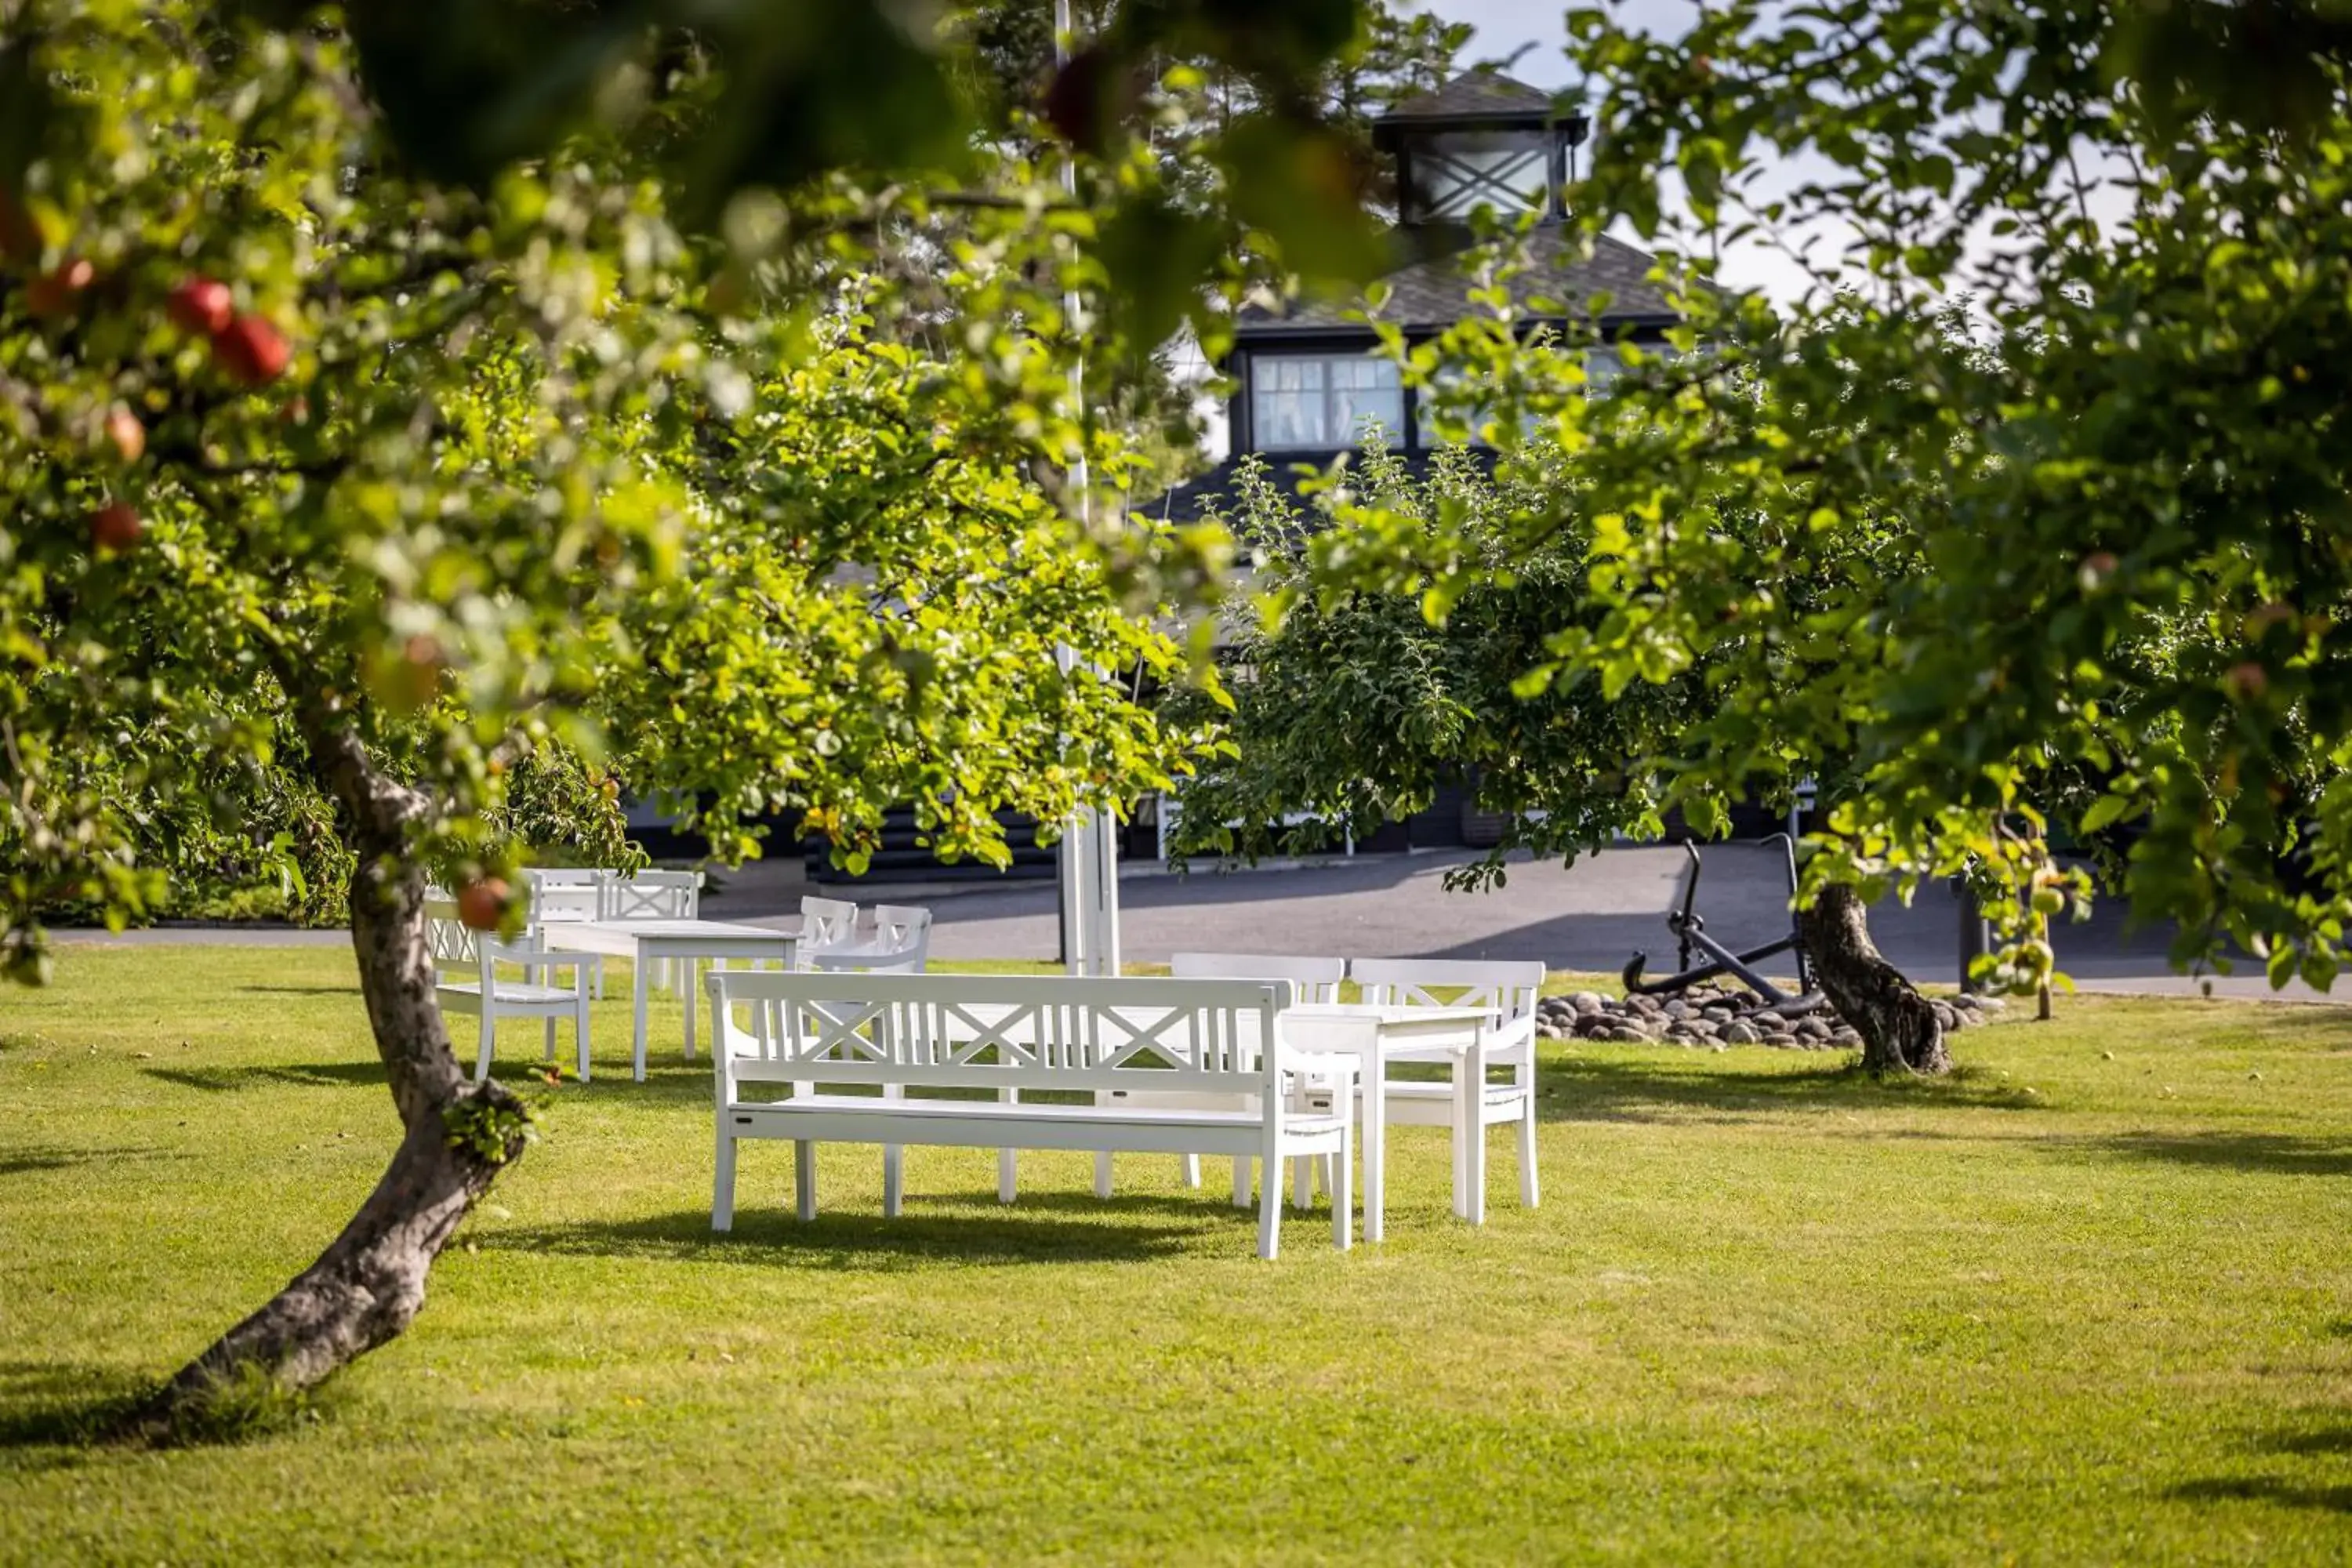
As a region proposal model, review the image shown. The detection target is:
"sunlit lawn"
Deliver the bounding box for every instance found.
[2,946,2350,1563]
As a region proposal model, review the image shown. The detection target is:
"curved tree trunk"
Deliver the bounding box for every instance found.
[1798,882,1949,1075]
[143,698,524,1429]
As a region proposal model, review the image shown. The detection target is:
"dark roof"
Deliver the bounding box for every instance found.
[1242,227,1683,332]
[1147,448,1497,525]
[1381,72,1559,124]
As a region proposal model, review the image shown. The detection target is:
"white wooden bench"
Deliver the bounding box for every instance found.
[705,971,1357,1258]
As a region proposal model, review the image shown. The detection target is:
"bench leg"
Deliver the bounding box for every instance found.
[1257,1118,1283,1260]
[632,966,649,1083]
[996,1088,1018,1203]
[1334,1123,1352,1253]
[1093,1150,1113,1200]
[882,1086,903,1218]
[543,1015,557,1063]
[575,990,592,1083]
[475,1010,495,1084]
[1518,1098,1539,1209]
[1230,1156,1251,1209]
[1180,1155,1202,1189]
[1291,1152,1314,1210]
[713,1126,736,1232]
[794,1140,816,1222]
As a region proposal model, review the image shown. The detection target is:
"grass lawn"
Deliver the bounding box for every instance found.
[3,947,2350,1564]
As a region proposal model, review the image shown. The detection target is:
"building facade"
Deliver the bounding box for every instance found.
[1159,71,1682,528]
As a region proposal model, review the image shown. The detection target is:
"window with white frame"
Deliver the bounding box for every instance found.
[1249,354,1404,450]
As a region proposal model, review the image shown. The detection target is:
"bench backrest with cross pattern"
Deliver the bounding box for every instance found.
[708,971,1296,1102]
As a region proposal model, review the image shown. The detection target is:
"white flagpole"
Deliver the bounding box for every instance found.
[1053,0,1117,977]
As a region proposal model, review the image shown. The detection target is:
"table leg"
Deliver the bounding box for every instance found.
[682,953,697,1062]
[632,952,649,1082]
[1363,1050,1386,1244]
[1450,1055,1465,1217]
[1454,1030,1487,1224]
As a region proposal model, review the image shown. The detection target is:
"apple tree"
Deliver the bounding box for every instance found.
[0,0,1391,1425]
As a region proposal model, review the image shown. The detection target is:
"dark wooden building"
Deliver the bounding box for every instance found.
[1158,71,1683,527]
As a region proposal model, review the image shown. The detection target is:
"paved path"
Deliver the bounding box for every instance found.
[60,846,2339,1003]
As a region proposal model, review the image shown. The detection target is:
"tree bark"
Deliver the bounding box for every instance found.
[143,695,524,1429]
[1798,882,1950,1075]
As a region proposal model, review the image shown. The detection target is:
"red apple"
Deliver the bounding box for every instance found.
[456,878,510,932]
[103,407,145,463]
[88,501,142,553]
[210,313,289,385]
[2225,661,2270,699]
[166,276,234,336]
[26,257,95,318]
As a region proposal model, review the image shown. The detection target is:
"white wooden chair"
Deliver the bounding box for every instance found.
[795,895,859,964]
[601,868,703,993]
[523,867,610,998]
[1170,953,1345,1003]
[426,898,594,1083]
[806,903,931,975]
[1169,953,1347,1201]
[1348,958,1548,1210]
[873,903,932,956]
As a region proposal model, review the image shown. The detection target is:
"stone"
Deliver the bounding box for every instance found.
[1765,1032,1800,1047]
[1573,1014,1615,1040]
[1753,1011,1787,1031]
[1722,1021,1761,1044]
[1606,1025,1648,1044]
[1570,992,1606,1015]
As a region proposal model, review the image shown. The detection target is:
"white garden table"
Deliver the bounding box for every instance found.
[1283,1002,1491,1243]
[536,918,797,1080]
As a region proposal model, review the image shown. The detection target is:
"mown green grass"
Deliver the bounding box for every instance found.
[2,946,2350,1564]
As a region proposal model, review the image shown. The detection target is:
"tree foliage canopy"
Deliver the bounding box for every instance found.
[1303,2,2352,994]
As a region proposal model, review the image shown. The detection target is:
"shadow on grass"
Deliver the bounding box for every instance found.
[1536,1054,2053,1123]
[0,1362,155,1462]
[480,1199,1225,1271]
[2169,1475,2352,1513]
[236,984,362,996]
[141,1062,384,1094]
[2073,1132,2352,1178]
[0,1145,185,1178]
